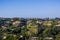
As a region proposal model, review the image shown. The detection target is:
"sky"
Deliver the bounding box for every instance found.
[0,0,60,18]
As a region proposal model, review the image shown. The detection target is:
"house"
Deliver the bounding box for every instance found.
[42,21,52,27]
[2,33,7,39]
[3,36,6,39]
[44,37,53,40]
[2,26,7,29]
[12,21,20,27]
[55,24,60,27]
[29,37,39,40]
[36,20,42,24]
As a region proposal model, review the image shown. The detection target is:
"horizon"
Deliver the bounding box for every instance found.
[0,0,60,18]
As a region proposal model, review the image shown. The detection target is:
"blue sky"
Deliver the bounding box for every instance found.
[0,0,60,18]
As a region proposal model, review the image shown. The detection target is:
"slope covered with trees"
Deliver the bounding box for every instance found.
[0,17,60,40]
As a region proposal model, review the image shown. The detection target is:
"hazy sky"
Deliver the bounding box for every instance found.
[0,0,60,18]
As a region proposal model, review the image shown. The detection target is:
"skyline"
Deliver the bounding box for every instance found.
[0,0,60,18]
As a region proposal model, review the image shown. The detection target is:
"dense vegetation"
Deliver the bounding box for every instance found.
[0,17,60,40]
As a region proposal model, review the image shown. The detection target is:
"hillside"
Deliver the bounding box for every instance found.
[0,18,60,40]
